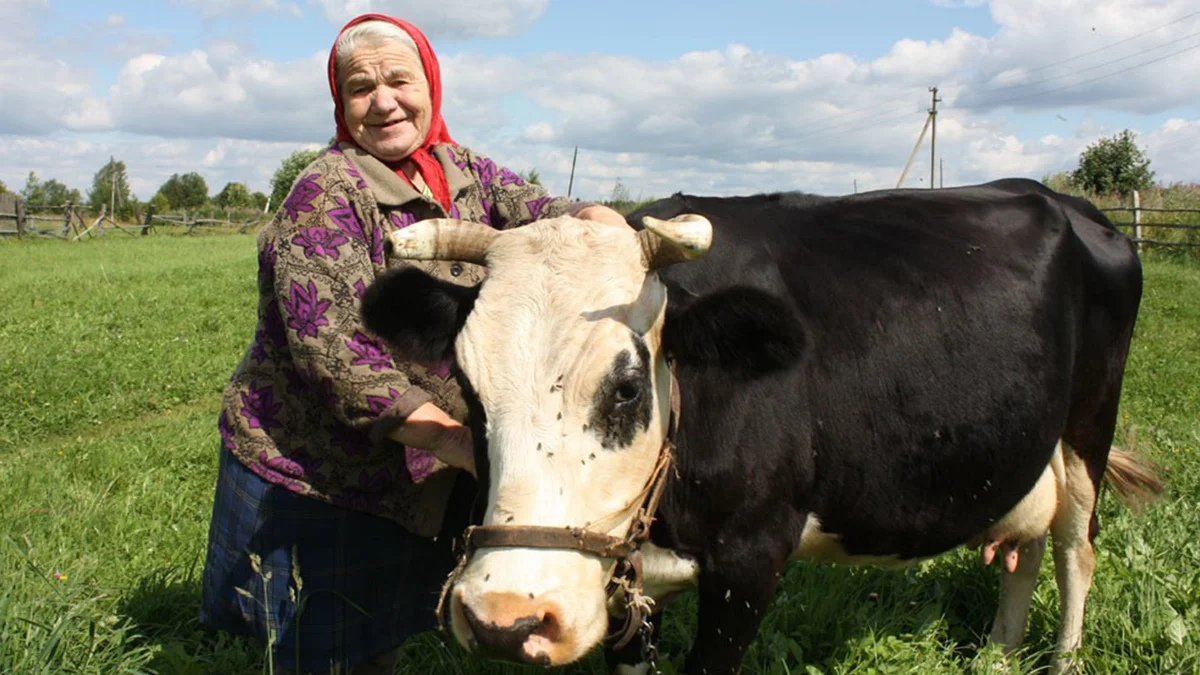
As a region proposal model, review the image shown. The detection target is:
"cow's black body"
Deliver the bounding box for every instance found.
[613,178,1141,672]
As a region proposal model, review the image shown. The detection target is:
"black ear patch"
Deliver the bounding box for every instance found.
[664,286,806,375]
[361,267,479,363]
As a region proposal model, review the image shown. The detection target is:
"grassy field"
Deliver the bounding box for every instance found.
[1,233,1198,675]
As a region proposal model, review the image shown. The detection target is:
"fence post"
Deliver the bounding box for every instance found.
[142,204,155,236]
[1132,190,1141,253]
[62,202,73,237]
[15,197,26,238]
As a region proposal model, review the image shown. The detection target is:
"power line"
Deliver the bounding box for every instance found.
[1022,9,1200,74]
[997,40,1200,106]
[968,28,1200,103]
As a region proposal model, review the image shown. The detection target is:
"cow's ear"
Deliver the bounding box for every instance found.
[663,286,805,375]
[361,267,479,363]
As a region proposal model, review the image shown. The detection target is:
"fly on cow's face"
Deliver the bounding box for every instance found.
[588,337,654,450]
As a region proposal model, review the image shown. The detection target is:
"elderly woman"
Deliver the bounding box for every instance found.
[199,13,626,675]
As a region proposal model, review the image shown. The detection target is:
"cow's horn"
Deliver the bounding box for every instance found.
[638,214,713,269]
[384,219,498,264]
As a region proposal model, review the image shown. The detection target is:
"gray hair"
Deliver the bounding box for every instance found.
[334,21,420,89]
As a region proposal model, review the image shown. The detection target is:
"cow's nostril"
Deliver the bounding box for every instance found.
[536,606,562,642]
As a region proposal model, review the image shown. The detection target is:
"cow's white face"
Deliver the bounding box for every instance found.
[446,220,676,665]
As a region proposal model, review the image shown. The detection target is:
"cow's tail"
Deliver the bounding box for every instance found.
[1104,446,1164,512]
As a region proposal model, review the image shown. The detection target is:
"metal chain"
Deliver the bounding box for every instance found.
[639,615,662,674]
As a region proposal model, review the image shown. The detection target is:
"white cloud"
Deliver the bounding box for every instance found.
[106,46,333,143]
[955,0,1200,112]
[312,0,548,39]
[175,0,304,19]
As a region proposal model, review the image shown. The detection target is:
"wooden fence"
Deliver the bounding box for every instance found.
[1100,190,1200,250]
[0,195,264,240]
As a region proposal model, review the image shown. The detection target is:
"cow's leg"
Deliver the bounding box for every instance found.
[1049,443,1098,674]
[604,611,663,675]
[684,548,784,674]
[988,534,1047,652]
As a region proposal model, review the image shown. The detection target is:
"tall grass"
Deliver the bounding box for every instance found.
[1,233,1197,674]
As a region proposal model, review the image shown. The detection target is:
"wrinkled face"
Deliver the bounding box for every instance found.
[339,41,431,162]
[446,221,674,665]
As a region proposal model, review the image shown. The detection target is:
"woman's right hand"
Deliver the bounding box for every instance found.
[390,402,477,477]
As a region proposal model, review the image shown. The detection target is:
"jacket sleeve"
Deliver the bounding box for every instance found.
[461,148,577,230]
[268,162,433,441]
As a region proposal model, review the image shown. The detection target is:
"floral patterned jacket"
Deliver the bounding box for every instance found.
[219,142,576,537]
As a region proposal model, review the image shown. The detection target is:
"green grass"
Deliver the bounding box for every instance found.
[1,236,1198,675]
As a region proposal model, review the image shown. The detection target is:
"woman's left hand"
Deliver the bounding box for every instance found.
[572,204,630,228]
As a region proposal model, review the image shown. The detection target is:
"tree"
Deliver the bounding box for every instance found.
[148,192,171,215]
[270,148,322,210]
[215,182,255,210]
[86,159,136,219]
[520,169,542,186]
[21,172,43,204]
[1071,129,1155,198]
[158,172,210,211]
[0,179,7,195]
[252,191,269,212]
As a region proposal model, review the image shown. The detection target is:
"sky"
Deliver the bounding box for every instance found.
[1,0,1198,203]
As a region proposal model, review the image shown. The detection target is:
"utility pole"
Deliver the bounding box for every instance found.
[567,145,579,199]
[929,87,940,189]
[109,155,116,221]
[940,158,944,188]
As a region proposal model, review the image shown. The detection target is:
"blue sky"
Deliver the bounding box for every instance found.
[2,0,1197,201]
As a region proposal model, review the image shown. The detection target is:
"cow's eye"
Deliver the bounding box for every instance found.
[614,382,642,405]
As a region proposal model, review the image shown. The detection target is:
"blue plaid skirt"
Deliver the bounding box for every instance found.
[200,447,472,673]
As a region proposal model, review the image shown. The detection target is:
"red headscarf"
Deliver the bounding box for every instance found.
[328,14,456,211]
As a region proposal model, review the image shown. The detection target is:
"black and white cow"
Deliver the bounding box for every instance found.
[361,178,1157,674]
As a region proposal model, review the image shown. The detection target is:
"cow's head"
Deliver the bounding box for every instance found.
[362,214,803,665]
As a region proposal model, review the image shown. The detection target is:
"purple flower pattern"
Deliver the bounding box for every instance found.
[367,222,384,265]
[421,360,452,379]
[365,387,403,416]
[353,278,367,300]
[527,196,552,220]
[328,196,366,241]
[250,330,269,364]
[292,227,348,260]
[247,459,305,492]
[240,385,283,431]
[283,280,331,340]
[346,331,394,372]
[498,167,525,187]
[479,198,493,226]
[406,447,438,483]
[218,413,236,451]
[259,450,306,479]
[389,211,417,230]
[283,174,322,224]
[473,156,498,188]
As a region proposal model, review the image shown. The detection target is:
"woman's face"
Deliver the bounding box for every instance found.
[340,41,432,163]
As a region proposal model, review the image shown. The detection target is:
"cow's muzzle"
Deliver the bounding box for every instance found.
[457,591,562,666]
